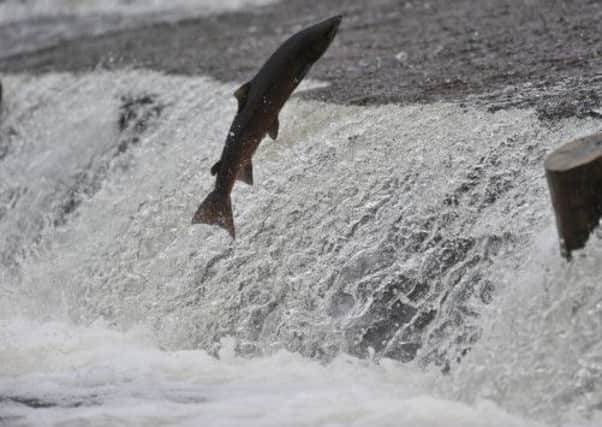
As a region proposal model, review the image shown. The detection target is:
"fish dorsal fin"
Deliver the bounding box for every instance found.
[234,82,251,112]
[268,117,279,140]
[238,161,253,186]
[210,160,221,176]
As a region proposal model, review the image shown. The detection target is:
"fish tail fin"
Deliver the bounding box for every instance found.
[191,190,235,239]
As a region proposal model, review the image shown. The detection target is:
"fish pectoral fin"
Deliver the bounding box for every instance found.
[234,82,251,112]
[210,160,221,176]
[268,117,279,140]
[237,161,254,186]
[298,63,312,81]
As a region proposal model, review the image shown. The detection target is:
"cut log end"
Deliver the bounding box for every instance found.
[544,133,602,172]
[545,132,602,259]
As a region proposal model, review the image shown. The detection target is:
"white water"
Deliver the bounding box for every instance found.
[0,0,277,22]
[0,0,280,58]
[0,319,542,427]
[0,70,601,426]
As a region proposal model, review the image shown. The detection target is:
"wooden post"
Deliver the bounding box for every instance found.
[545,132,602,259]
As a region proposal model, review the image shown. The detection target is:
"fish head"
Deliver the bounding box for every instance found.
[300,15,342,62]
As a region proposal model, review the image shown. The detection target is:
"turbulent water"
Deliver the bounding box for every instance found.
[1,2,602,425]
[0,0,279,58]
[0,70,600,427]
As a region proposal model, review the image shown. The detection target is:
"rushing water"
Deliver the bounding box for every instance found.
[0,0,279,58]
[1,0,602,422]
[0,70,600,426]
[0,0,276,21]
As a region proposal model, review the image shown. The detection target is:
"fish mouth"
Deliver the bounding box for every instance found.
[330,15,343,26]
[327,15,343,41]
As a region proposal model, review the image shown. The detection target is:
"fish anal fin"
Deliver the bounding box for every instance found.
[237,161,253,186]
[268,117,279,140]
[212,159,252,185]
[234,82,251,112]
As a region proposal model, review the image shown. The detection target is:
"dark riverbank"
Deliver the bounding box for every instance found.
[0,0,601,119]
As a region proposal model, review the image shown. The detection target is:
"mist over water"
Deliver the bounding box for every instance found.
[0,70,601,426]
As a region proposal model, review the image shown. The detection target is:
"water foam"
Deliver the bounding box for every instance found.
[0,318,544,427]
[0,0,280,24]
[452,229,602,425]
[0,0,281,59]
[1,71,601,425]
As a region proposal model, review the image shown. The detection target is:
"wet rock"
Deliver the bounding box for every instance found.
[118,94,160,132]
[53,93,164,227]
[1,396,56,408]
[53,166,106,227]
[116,93,163,155]
[0,395,99,408]
[537,90,601,122]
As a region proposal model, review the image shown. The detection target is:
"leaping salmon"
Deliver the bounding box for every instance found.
[192,15,342,238]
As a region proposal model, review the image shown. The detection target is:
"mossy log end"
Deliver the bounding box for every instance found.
[545,132,602,259]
